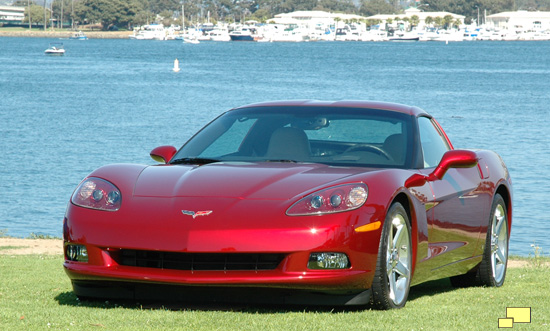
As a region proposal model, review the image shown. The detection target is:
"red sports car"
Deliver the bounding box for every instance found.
[63,100,512,309]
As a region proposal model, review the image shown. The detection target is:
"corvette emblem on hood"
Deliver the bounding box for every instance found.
[181,210,213,219]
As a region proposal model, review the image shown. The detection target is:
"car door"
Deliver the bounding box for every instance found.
[417,116,484,269]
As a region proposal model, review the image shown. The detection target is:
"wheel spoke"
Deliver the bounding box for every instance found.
[394,261,409,277]
[494,213,504,236]
[496,246,506,264]
[388,273,397,300]
[393,224,405,248]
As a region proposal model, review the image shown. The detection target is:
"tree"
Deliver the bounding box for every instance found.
[359,0,394,16]
[443,14,454,29]
[77,0,133,30]
[24,4,47,26]
[453,18,462,29]
[409,15,419,28]
[434,16,443,28]
[425,16,433,26]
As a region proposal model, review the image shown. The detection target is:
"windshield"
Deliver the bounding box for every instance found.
[172,106,413,168]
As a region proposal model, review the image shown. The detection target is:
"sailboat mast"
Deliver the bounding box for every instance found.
[182,3,185,30]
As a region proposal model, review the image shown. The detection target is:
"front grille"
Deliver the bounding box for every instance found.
[118,250,285,271]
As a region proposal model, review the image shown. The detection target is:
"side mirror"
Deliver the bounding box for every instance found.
[150,145,177,164]
[405,150,478,188]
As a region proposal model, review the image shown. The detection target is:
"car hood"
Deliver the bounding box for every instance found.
[133,162,374,200]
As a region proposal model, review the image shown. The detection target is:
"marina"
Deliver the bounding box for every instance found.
[117,9,550,43]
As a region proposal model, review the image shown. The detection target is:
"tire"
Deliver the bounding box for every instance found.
[478,194,509,287]
[371,202,412,309]
[450,193,509,288]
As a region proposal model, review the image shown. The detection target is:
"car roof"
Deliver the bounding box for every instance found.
[231,100,430,117]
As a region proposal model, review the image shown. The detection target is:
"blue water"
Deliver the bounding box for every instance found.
[1,37,549,256]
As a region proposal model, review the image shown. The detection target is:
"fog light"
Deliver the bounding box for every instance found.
[308,252,350,269]
[66,244,88,262]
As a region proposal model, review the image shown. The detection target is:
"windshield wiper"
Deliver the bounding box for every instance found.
[264,159,298,163]
[170,157,221,165]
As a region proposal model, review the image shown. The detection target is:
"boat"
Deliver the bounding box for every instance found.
[69,31,88,40]
[173,58,180,72]
[183,36,200,44]
[229,27,258,41]
[389,31,420,42]
[208,28,231,42]
[130,24,167,40]
[44,43,65,55]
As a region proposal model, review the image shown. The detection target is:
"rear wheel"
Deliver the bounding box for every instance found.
[371,202,412,310]
[450,193,509,287]
[479,194,509,287]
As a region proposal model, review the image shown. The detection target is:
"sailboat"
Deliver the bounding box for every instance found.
[173,58,180,72]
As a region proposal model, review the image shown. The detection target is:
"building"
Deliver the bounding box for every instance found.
[367,7,465,30]
[0,5,24,24]
[486,11,550,31]
[268,10,367,28]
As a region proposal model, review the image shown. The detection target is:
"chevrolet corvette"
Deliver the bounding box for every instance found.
[63,100,512,309]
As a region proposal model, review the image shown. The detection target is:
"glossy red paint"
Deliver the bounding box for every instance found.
[236,100,429,117]
[63,101,513,306]
[149,145,177,164]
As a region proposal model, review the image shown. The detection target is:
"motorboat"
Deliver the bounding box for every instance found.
[45,43,65,55]
[229,27,258,41]
[183,36,200,44]
[69,31,88,40]
[389,31,420,42]
[130,24,167,40]
[208,28,231,42]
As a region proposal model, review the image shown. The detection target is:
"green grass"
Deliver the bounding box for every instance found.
[1,254,549,330]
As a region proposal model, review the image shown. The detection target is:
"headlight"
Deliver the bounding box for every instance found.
[71,177,121,211]
[286,183,368,216]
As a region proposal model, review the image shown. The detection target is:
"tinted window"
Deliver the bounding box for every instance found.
[174,107,413,168]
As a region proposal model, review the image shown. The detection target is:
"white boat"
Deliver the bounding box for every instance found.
[389,31,419,42]
[173,58,180,72]
[44,43,65,55]
[361,29,388,42]
[183,36,200,44]
[130,24,167,40]
[69,31,88,40]
[429,30,464,42]
[264,25,305,42]
[208,28,231,42]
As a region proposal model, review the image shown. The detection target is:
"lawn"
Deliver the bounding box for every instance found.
[0,254,548,330]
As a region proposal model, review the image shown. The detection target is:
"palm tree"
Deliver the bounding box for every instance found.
[443,15,454,30]
[425,16,433,27]
[434,16,443,29]
[453,19,462,30]
[410,15,419,29]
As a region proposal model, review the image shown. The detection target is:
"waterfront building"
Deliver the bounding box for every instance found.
[0,5,24,24]
[486,11,550,32]
[267,10,369,40]
[367,7,465,31]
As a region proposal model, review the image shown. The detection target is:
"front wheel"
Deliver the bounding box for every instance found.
[371,202,412,309]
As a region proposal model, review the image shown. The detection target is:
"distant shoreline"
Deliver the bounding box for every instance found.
[0,30,133,39]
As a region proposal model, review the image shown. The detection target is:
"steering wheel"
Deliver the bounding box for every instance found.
[344,144,393,161]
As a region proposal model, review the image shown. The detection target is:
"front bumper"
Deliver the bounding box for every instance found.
[63,197,384,304]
